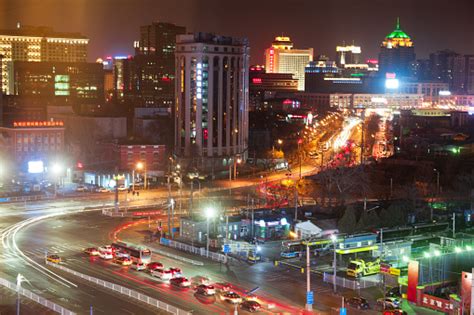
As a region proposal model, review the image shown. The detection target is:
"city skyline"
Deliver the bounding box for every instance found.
[1,0,473,64]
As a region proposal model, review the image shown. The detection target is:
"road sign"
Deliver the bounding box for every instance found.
[223,244,231,254]
[306,291,314,305]
[339,307,347,315]
[389,267,401,276]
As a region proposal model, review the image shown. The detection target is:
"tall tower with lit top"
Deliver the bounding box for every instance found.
[379,18,415,78]
[264,36,313,91]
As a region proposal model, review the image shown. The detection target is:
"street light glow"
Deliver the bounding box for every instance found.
[136,162,144,170]
[455,247,462,253]
[330,234,337,242]
[434,249,441,257]
[205,207,215,218]
[466,245,472,251]
[424,251,430,258]
[51,163,62,174]
[402,255,410,262]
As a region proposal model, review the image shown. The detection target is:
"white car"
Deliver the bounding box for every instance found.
[96,187,110,193]
[76,185,87,192]
[377,297,401,309]
[131,261,147,271]
[151,268,173,280]
[115,250,130,259]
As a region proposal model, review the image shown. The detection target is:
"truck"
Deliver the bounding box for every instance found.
[346,258,380,278]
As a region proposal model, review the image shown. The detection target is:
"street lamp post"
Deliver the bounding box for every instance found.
[305,242,312,311]
[331,234,338,293]
[136,162,147,190]
[51,163,62,198]
[205,207,215,257]
[16,274,27,315]
[434,169,440,195]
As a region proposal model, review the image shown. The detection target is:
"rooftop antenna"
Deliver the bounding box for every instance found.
[396,17,400,29]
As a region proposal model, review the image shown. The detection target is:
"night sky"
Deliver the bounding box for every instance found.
[1,0,474,64]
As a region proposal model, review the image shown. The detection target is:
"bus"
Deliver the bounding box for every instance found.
[111,242,152,264]
[281,241,302,258]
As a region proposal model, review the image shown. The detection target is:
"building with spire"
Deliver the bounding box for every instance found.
[379,18,415,78]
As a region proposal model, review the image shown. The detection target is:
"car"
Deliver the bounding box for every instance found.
[170,277,191,288]
[220,292,242,304]
[96,187,110,193]
[191,276,211,286]
[386,287,402,298]
[147,262,164,272]
[195,284,216,296]
[169,267,182,277]
[76,185,87,192]
[377,297,401,310]
[46,254,61,264]
[151,268,173,280]
[347,297,370,310]
[214,282,232,292]
[84,247,99,256]
[114,257,132,266]
[114,250,130,259]
[131,261,147,271]
[244,294,259,302]
[240,300,261,312]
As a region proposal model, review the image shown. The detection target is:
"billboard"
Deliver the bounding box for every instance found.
[407,260,419,303]
[28,161,44,174]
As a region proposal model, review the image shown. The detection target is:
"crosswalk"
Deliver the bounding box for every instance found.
[0,242,95,262]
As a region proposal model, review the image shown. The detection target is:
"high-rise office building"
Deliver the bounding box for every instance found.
[378,18,415,78]
[133,22,186,108]
[175,33,250,170]
[0,25,89,94]
[264,36,313,91]
[429,50,465,93]
[465,55,474,95]
[336,44,361,67]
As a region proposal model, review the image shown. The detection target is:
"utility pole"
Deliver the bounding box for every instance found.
[190,180,193,219]
[390,177,393,198]
[167,175,171,238]
[251,198,255,240]
[294,185,298,222]
[452,212,456,238]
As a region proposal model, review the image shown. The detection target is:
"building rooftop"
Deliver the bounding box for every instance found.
[0,25,88,39]
[176,32,248,46]
[386,18,411,40]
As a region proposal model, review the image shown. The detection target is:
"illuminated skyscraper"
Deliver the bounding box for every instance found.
[264,36,313,91]
[378,18,415,78]
[336,44,361,67]
[0,25,89,94]
[175,33,249,171]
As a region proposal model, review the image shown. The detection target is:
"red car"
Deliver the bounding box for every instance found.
[147,262,163,272]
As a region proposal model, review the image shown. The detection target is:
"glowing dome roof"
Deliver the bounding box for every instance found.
[386,18,411,39]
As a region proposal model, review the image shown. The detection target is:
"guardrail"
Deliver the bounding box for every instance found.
[0,277,76,314]
[147,245,204,266]
[160,238,237,264]
[322,272,379,290]
[46,261,192,315]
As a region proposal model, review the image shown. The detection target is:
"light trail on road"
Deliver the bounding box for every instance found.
[333,117,361,150]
